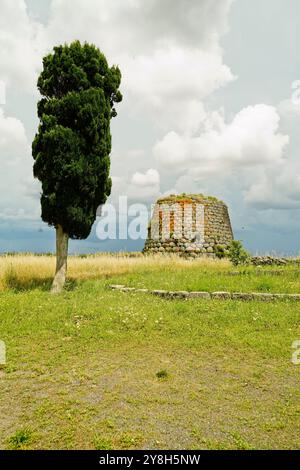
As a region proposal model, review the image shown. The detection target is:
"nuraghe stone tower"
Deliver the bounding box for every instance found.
[143,194,233,258]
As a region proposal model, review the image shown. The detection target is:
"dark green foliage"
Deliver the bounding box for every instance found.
[228,240,250,266]
[156,369,169,380]
[32,41,122,239]
[7,428,33,449]
[214,244,227,259]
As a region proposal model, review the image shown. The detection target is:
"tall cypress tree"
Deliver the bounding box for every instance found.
[32,41,122,292]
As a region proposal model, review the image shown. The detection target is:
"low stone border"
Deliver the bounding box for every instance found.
[228,269,300,276]
[109,285,300,301]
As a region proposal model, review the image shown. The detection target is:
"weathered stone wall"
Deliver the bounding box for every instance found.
[250,256,299,266]
[143,194,233,258]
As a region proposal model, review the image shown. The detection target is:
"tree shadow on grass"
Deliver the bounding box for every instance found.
[4,272,78,293]
[5,276,53,292]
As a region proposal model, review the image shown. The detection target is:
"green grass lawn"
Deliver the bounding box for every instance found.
[110,264,300,293]
[1,260,300,449]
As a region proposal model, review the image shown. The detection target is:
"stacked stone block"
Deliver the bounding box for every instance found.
[143,194,233,258]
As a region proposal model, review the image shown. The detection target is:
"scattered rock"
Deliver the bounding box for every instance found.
[152,290,168,297]
[251,293,274,301]
[250,256,298,266]
[211,292,231,300]
[280,294,300,301]
[188,291,211,299]
[231,293,254,301]
[171,291,190,299]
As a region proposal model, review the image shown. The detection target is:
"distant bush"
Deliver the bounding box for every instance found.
[228,240,250,266]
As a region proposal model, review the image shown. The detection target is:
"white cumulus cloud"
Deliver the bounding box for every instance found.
[0,107,29,163]
[128,169,160,201]
[0,0,44,93]
[0,107,39,219]
[131,168,160,187]
[122,47,235,109]
[154,104,289,181]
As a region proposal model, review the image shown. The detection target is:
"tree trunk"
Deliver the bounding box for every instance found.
[51,225,69,294]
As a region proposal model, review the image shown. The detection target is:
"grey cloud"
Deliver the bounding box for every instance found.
[117,0,234,50]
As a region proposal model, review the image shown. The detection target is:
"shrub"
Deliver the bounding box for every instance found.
[156,369,169,380]
[214,244,226,259]
[228,240,250,266]
[93,435,113,450]
[7,428,33,449]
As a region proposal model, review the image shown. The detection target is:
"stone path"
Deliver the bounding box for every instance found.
[109,284,300,301]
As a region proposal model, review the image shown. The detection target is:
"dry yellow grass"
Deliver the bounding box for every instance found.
[0,253,230,291]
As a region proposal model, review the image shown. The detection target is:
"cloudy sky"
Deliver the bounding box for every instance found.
[1,0,300,254]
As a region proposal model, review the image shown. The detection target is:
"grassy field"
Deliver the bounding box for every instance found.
[110,262,300,294]
[0,254,300,450]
